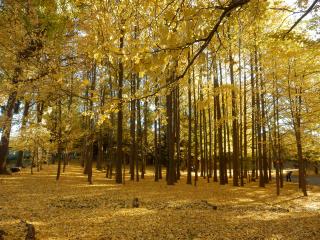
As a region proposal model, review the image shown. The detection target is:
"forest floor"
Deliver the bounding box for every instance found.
[1,164,320,240]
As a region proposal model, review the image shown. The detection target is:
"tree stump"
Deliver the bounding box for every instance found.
[132,198,139,208]
[10,167,21,173]
[0,229,7,240]
[21,221,35,240]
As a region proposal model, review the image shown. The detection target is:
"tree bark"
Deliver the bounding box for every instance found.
[116,34,124,184]
[250,55,256,180]
[187,54,192,184]
[215,60,224,184]
[166,76,175,185]
[229,35,239,186]
[130,74,136,181]
[16,101,30,167]
[254,49,264,187]
[0,91,17,174]
[192,66,199,185]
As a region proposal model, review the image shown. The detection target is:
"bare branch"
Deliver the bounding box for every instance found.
[139,0,251,100]
[286,0,319,35]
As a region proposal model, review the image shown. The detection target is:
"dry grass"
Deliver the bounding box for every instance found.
[1,164,320,239]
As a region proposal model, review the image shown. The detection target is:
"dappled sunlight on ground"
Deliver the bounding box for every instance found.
[113,208,156,217]
[1,164,320,239]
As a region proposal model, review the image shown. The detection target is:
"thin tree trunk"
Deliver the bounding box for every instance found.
[238,25,244,186]
[213,101,218,182]
[287,70,307,196]
[142,99,148,179]
[154,97,159,181]
[260,61,268,184]
[199,82,204,178]
[254,49,264,187]
[250,55,256,180]
[220,61,228,184]
[243,64,248,184]
[97,84,105,171]
[187,53,192,184]
[273,69,280,195]
[166,75,175,185]
[158,114,162,180]
[116,34,124,184]
[130,74,136,180]
[88,64,97,184]
[215,59,224,184]
[229,38,239,187]
[175,88,181,181]
[203,106,208,181]
[16,101,30,167]
[208,107,213,179]
[193,66,199,185]
[56,100,62,181]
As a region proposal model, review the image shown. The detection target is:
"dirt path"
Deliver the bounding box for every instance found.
[290,175,320,185]
[284,169,320,185]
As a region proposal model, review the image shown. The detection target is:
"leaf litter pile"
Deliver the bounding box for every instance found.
[1,165,320,239]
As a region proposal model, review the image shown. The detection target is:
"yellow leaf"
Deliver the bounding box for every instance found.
[139,72,145,78]
[83,79,90,86]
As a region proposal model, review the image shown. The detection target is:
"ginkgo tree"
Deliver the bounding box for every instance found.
[0,0,319,198]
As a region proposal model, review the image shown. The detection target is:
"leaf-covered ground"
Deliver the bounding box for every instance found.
[1,165,320,239]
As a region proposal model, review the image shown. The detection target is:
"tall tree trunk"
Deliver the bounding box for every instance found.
[267,123,272,181]
[83,83,90,175]
[0,33,37,173]
[97,84,105,171]
[172,87,177,182]
[142,99,148,179]
[175,88,181,181]
[0,91,17,174]
[16,101,30,167]
[87,63,96,184]
[238,25,244,186]
[213,101,218,182]
[243,69,248,183]
[187,55,192,184]
[295,105,307,196]
[287,71,307,196]
[255,49,264,187]
[166,75,175,185]
[258,56,268,184]
[116,34,124,184]
[158,114,162,180]
[273,69,280,195]
[106,75,114,178]
[136,75,142,182]
[36,101,44,172]
[250,55,256,180]
[199,82,204,178]
[97,133,104,171]
[154,97,159,181]
[56,100,62,181]
[193,66,199,185]
[220,61,228,184]
[260,71,268,184]
[215,60,224,184]
[130,74,136,181]
[208,106,213,179]
[229,37,239,186]
[277,86,283,189]
[203,106,208,181]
